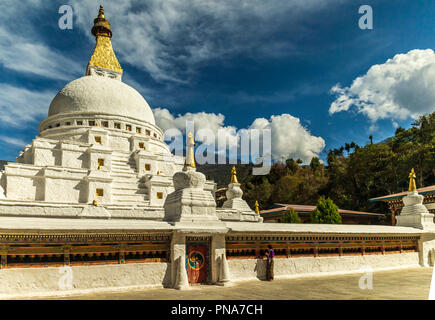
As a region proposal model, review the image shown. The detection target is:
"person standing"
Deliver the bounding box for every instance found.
[265,245,274,281]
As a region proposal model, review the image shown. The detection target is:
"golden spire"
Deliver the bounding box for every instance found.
[185,132,196,168]
[255,201,260,215]
[408,168,417,192]
[87,5,123,74]
[230,166,238,183]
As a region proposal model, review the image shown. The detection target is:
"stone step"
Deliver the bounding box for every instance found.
[111,162,136,167]
[112,194,146,201]
[111,168,136,174]
[112,188,147,195]
[112,197,147,203]
[111,201,151,207]
[111,161,136,168]
[111,157,135,162]
[112,180,141,187]
[111,172,138,179]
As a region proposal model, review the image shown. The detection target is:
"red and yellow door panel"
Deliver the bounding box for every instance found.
[186,245,207,284]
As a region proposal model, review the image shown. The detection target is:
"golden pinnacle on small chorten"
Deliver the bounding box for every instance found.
[185,132,196,168]
[409,168,417,192]
[255,201,260,215]
[230,166,238,184]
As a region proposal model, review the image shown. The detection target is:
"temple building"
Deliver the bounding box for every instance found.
[260,204,384,225]
[0,6,434,298]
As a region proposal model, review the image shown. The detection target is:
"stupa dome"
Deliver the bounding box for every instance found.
[48,75,155,125]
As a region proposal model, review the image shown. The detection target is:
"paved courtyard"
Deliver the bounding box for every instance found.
[33,267,433,300]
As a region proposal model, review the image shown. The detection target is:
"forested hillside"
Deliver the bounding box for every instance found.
[197,112,435,221]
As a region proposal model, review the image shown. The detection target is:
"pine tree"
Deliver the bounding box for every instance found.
[280,208,302,223]
[311,196,342,224]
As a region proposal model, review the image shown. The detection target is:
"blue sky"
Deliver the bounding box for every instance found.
[1,0,435,163]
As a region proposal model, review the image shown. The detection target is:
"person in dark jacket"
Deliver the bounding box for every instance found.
[265,245,274,281]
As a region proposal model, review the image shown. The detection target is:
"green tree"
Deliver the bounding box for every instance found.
[285,158,299,174]
[311,196,342,224]
[280,208,301,223]
[310,156,321,173]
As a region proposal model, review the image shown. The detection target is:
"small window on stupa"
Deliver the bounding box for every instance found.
[102,121,109,128]
[139,142,144,149]
[136,127,142,134]
[65,122,71,126]
[145,164,151,171]
[114,123,121,129]
[157,192,163,199]
[146,130,151,136]
[96,189,104,197]
[94,136,102,144]
[89,120,96,126]
[97,158,105,167]
[126,124,132,131]
[56,123,60,127]
[77,121,83,125]
[153,133,157,138]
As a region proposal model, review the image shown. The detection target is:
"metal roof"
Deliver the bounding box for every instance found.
[369,185,435,202]
[260,203,383,216]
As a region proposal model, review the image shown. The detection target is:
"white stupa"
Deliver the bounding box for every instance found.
[0,6,214,214]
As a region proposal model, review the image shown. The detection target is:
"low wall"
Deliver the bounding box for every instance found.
[228,252,420,281]
[0,262,170,299]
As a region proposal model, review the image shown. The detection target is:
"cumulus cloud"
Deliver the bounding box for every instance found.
[249,114,326,163]
[153,108,325,163]
[70,0,344,82]
[329,49,435,122]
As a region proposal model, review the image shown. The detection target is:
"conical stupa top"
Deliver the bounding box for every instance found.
[87,5,123,74]
[230,166,238,183]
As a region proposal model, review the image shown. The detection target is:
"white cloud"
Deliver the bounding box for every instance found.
[0,84,54,126]
[329,49,435,122]
[249,114,325,163]
[0,27,82,81]
[153,108,325,163]
[0,136,28,147]
[70,0,345,82]
[0,1,82,81]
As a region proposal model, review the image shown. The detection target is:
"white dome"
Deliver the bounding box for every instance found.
[48,76,155,125]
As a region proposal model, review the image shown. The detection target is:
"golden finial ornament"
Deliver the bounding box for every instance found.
[87,5,123,74]
[408,168,417,192]
[185,132,196,168]
[230,166,238,184]
[255,201,260,215]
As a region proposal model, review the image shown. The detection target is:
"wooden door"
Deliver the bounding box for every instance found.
[186,245,207,284]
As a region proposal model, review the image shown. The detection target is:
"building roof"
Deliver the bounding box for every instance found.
[369,185,435,202]
[260,203,383,216]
